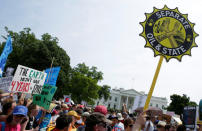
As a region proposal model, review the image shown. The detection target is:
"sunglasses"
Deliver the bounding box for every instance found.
[15,115,25,118]
[97,122,107,128]
[129,125,133,128]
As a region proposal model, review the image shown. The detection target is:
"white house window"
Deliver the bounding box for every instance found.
[115,97,117,102]
[162,105,164,109]
[156,104,158,107]
[109,96,112,100]
[114,105,116,109]
[150,103,153,107]
[108,104,111,108]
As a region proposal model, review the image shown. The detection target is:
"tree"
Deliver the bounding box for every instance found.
[98,85,111,100]
[1,27,71,98]
[167,94,197,115]
[69,63,103,104]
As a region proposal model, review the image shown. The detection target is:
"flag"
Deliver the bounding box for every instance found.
[0,36,13,77]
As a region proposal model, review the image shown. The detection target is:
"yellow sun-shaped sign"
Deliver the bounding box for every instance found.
[140,5,198,62]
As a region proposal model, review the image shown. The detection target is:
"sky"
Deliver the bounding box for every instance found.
[0,0,202,104]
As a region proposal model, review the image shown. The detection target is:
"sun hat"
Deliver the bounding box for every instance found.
[94,105,107,115]
[117,113,124,120]
[157,121,166,127]
[13,105,28,116]
[67,110,81,120]
[82,112,90,117]
[86,112,112,125]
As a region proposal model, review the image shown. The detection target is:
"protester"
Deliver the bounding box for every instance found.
[52,115,72,131]
[124,118,134,131]
[25,103,40,130]
[0,105,28,131]
[85,112,109,131]
[67,110,81,131]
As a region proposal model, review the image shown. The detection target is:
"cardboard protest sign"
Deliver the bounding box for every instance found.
[64,95,71,104]
[0,76,13,92]
[45,67,60,86]
[33,84,57,110]
[183,106,197,129]
[9,65,47,94]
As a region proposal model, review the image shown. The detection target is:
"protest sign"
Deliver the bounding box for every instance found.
[64,95,71,104]
[45,67,60,86]
[0,36,13,77]
[9,65,47,94]
[183,106,197,129]
[0,76,13,92]
[33,84,57,110]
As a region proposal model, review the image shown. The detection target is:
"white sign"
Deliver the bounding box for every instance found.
[0,76,13,92]
[9,65,47,94]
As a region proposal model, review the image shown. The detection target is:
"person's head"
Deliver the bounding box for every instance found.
[28,103,39,117]
[176,124,186,131]
[82,112,90,123]
[124,118,134,131]
[67,110,81,125]
[94,105,107,116]
[85,112,108,131]
[2,98,16,115]
[111,116,119,126]
[122,112,128,119]
[165,124,171,131]
[61,104,68,111]
[157,121,166,131]
[169,124,177,131]
[55,115,72,130]
[7,105,28,125]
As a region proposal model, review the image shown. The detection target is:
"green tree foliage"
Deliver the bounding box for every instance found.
[1,27,71,98]
[69,63,104,104]
[167,94,197,115]
[98,85,111,100]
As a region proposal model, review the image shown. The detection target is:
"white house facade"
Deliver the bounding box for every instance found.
[94,88,168,111]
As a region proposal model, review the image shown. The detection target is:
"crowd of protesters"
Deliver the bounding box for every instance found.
[0,91,201,131]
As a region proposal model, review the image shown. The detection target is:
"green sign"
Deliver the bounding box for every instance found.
[33,84,57,110]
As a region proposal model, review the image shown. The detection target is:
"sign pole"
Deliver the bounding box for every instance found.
[47,57,54,83]
[143,56,164,111]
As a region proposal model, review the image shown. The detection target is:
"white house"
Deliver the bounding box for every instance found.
[94,88,168,111]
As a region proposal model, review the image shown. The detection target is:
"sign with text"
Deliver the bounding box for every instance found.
[0,76,13,92]
[33,84,57,110]
[183,106,197,129]
[9,65,47,94]
[45,67,60,86]
[64,95,71,105]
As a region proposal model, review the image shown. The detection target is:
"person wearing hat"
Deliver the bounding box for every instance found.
[85,112,110,131]
[156,121,166,131]
[94,105,108,116]
[67,110,81,131]
[0,105,28,131]
[110,115,124,131]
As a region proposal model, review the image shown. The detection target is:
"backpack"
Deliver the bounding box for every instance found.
[0,122,6,131]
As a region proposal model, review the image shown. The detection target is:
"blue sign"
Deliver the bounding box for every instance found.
[44,67,60,86]
[0,36,13,77]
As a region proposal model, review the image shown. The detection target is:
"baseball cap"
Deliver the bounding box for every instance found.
[67,110,81,120]
[94,105,107,115]
[13,105,28,116]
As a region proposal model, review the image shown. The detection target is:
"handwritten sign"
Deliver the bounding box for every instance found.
[0,76,13,92]
[45,67,60,86]
[33,84,57,110]
[9,65,47,94]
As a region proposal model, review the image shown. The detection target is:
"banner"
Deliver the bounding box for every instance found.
[0,36,13,77]
[0,76,13,92]
[183,106,197,129]
[9,65,47,94]
[64,95,71,105]
[33,84,57,110]
[45,67,60,86]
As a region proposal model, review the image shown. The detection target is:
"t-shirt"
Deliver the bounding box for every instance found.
[113,123,124,131]
[25,116,38,130]
[5,124,21,131]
